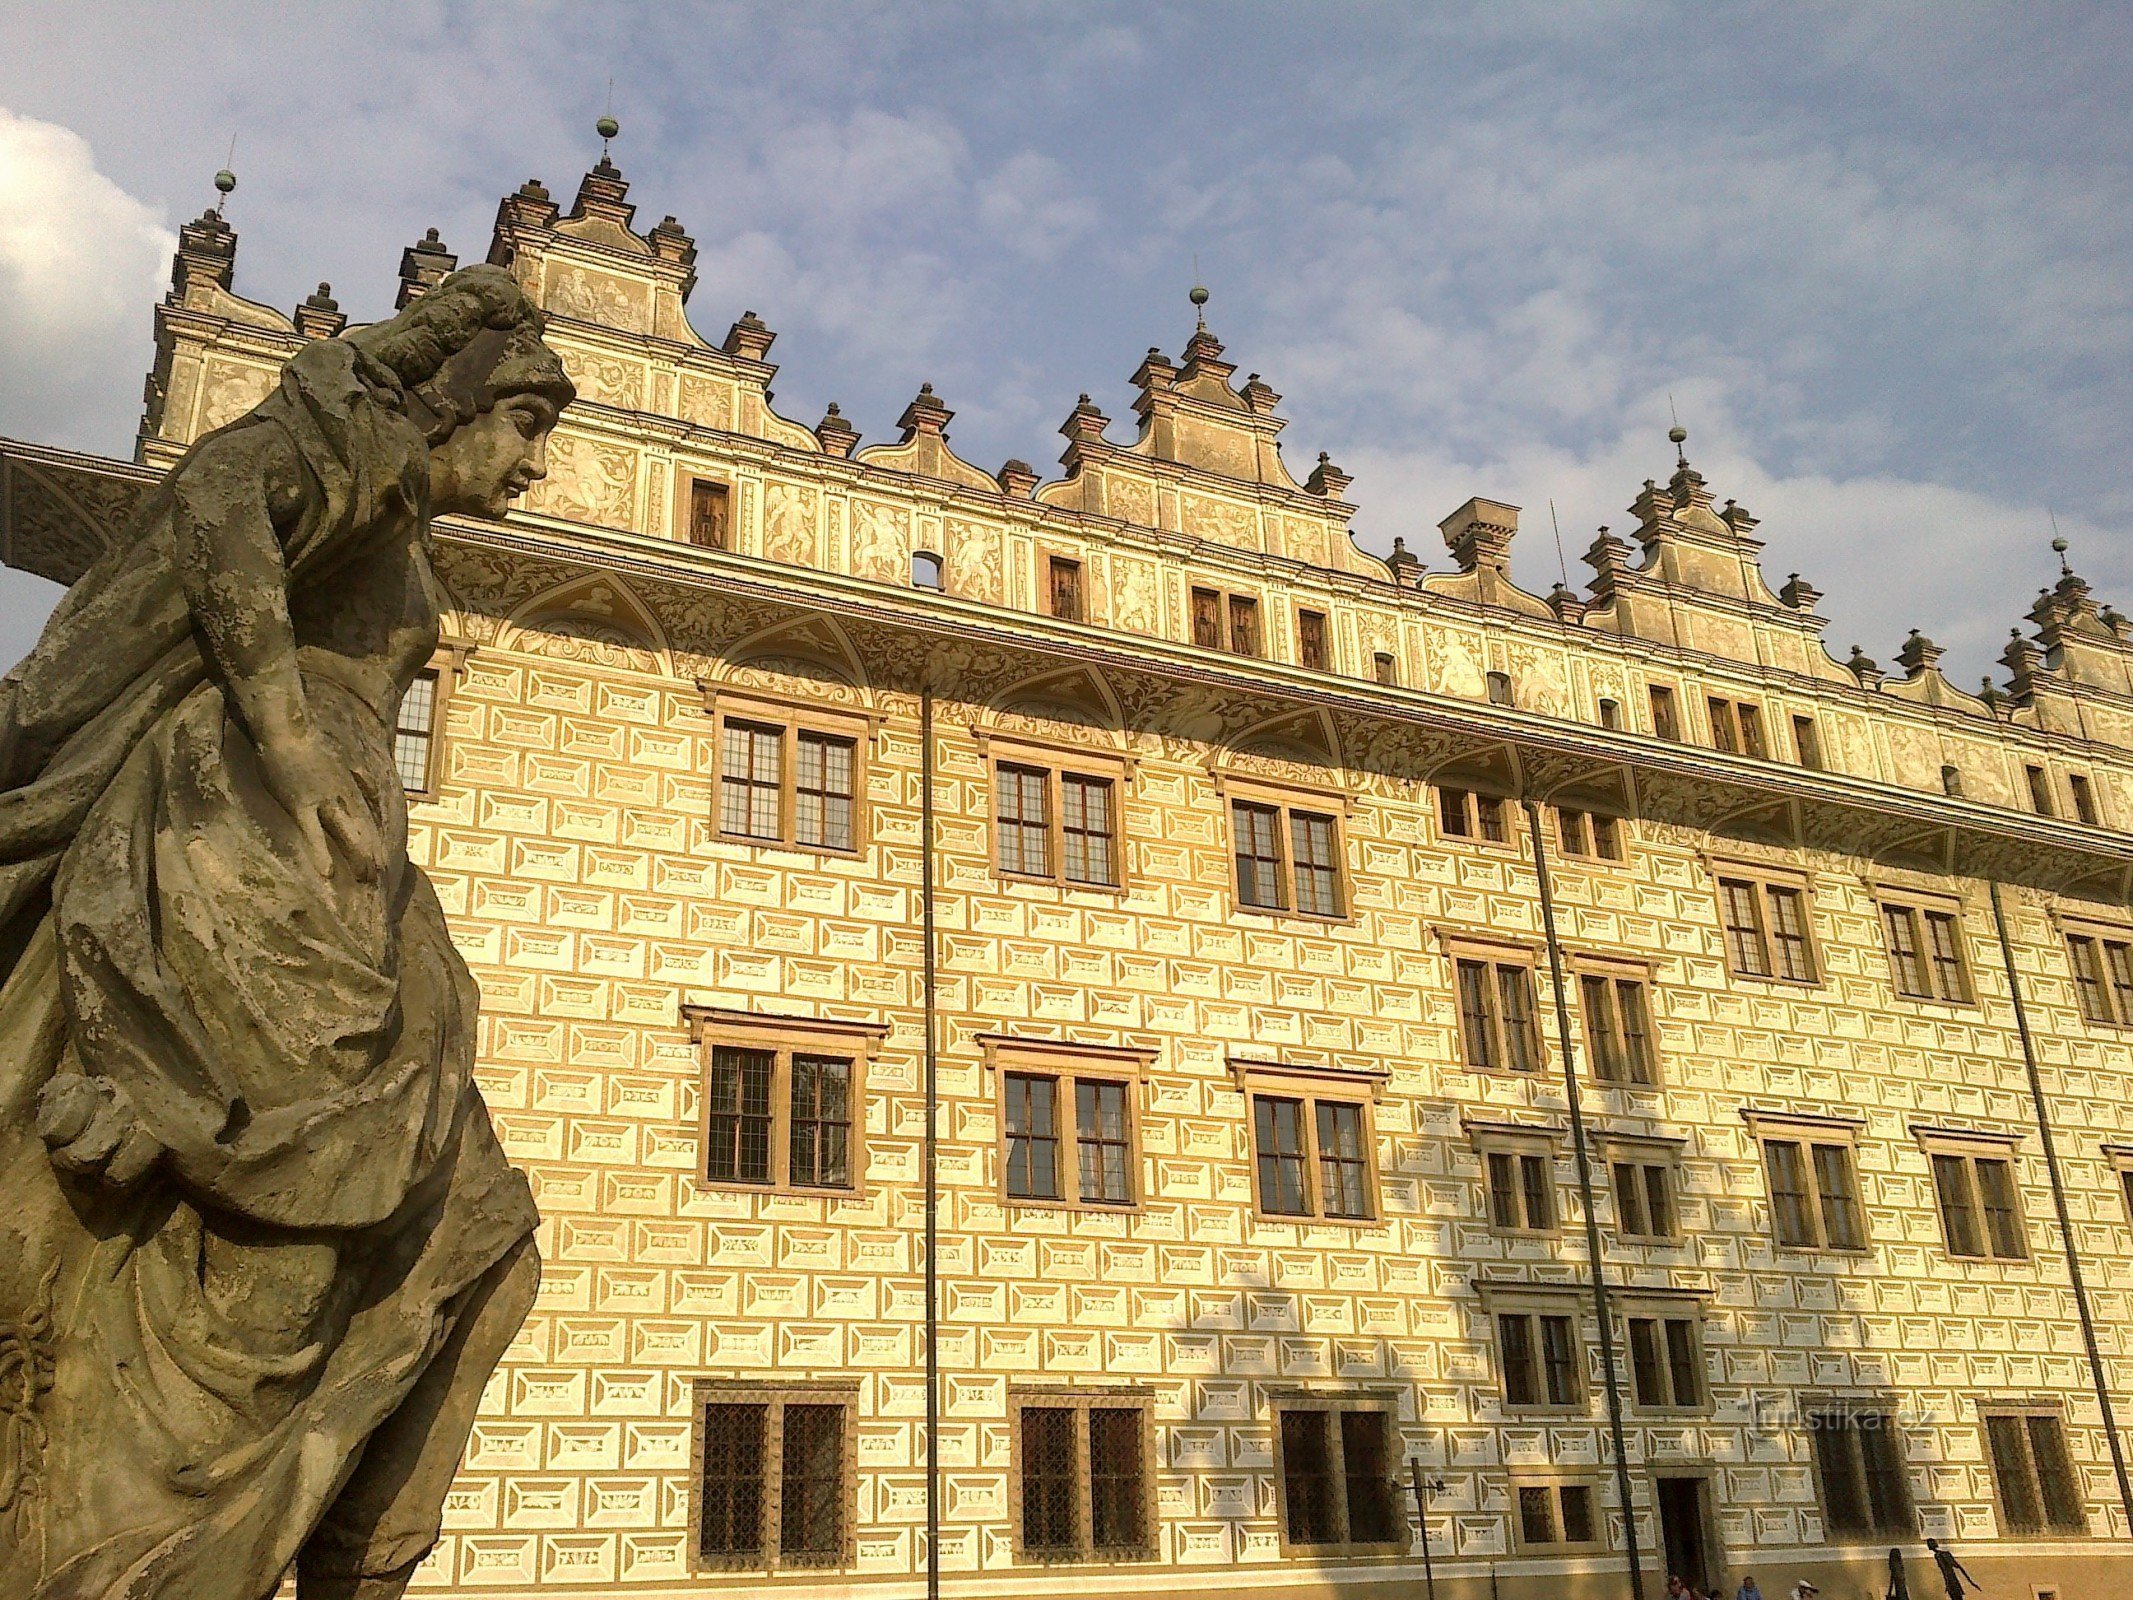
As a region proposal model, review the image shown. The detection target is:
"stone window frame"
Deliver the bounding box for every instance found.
[1434,782,1517,850]
[1791,711,1825,770]
[2068,769,2103,826]
[1707,857,1823,986]
[687,1377,861,1574]
[1215,770,1353,924]
[1264,1386,1412,1561]
[1974,1399,2089,1539]
[1704,693,1770,758]
[1869,881,1978,1007]
[973,728,1135,896]
[1616,1288,1714,1416]
[672,465,737,551]
[1295,605,1332,672]
[1570,951,1662,1088]
[1476,1282,1590,1417]
[700,682,879,859]
[683,1007,887,1199]
[1039,545,1090,624]
[1441,931,1549,1076]
[1646,680,1682,741]
[1913,1125,2030,1263]
[1006,1383,1162,1566]
[396,639,473,802]
[1599,1131,1687,1244]
[2105,1145,2133,1231]
[1231,1057,1387,1228]
[1505,1471,1608,1557]
[1551,802,1626,863]
[1801,1396,1919,1543]
[1188,581,1266,658]
[2053,912,2133,1030]
[1742,1109,1871,1255]
[1464,1120,1564,1239]
[982,1035,1153,1214]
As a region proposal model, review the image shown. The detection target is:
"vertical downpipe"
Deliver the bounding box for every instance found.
[1989,880,2133,1532]
[1526,802,1647,1599]
[920,687,942,1600]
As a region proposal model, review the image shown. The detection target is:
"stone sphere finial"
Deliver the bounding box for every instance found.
[214,168,237,197]
[596,114,620,141]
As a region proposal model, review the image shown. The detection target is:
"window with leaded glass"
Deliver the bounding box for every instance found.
[394,668,440,794]
[1513,1481,1601,1551]
[1477,1136,1556,1234]
[1626,1312,1706,1409]
[1809,1409,1914,1539]
[1248,1083,1377,1222]
[690,1011,880,1196]
[1758,1129,1866,1250]
[1228,793,1345,917]
[694,1387,851,1570]
[1555,806,1624,861]
[1610,1147,1680,1241]
[1438,785,1510,843]
[1982,1409,2086,1536]
[1014,1397,1153,1562]
[793,732,854,851]
[1456,957,1543,1072]
[713,705,864,853]
[988,753,1123,889]
[720,721,784,840]
[1275,1403,1404,1552]
[1290,810,1341,916]
[1580,973,1657,1085]
[1497,1308,1582,1409]
[1001,1064,1137,1209]
[997,764,1051,878]
[2066,930,2133,1025]
[1881,902,1971,1003]
[1927,1145,2027,1261]
[1716,873,1817,982]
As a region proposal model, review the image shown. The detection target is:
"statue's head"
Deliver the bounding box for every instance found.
[348,263,577,517]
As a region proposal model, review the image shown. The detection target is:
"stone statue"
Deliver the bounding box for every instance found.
[0,265,572,1600]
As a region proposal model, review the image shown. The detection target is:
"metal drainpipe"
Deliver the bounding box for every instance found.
[1526,801,1647,1599]
[920,686,942,1600]
[1988,880,2133,1532]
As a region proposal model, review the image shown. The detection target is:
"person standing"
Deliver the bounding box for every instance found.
[1736,1576,1764,1600]
[1886,1546,1912,1600]
[1926,1538,1977,1600]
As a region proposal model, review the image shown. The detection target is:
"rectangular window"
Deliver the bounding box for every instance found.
[1928,1148,2026,1260]
[1015,1399,1153,1561]
[1514,1482,1600,1550]
[1983,1411,2086,1536]
[1497,1310,1582,1408]
[1649,684,1680,741]
[688,479,732,549]
[1626,1314,1705,1408]
[1611,1153,1679,1241]
[716,711,862,853]
[2066,930,2133,1025]
[1191,587,1262,656]
[992,758,1121,888]
[1228,595,1261,657]
[1003,1069,1136,1208]
[695,1389,850,1569]
[2026,764,2056,816]
[1483,1146,1555,1233]
[1598,697,1622,731]
[1717,874,1817,982]
[997,764,1052,878]
[1486,670,1514,706]
[1229,795,1343,917]
[1706,696,1767,757]
[1457,958,1543,1072]
[1554,807,1624,862]
[1438,786,1510,843]
[1809,1410,1914,1539]
[1793,713,1823,769]
[1373,651,1398,686]
[1275,1404,1403,1551]
[394,668,440,793]
[1047,556,1085,622]
[2070,772,2100,825]
[1581,973,1657,1085]
[1251,1090,1376,1221]
[1880,903,1971,1002]
[1761,1135,1865,1249]
[706,1045,856,1192]
[1190,586,1222,649]
[1297,608,1329,671]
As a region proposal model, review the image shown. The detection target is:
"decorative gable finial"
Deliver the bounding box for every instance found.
[1190,277,1209,331]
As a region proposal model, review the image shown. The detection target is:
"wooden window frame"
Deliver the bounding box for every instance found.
[702,685,877,857]
[1507,1473,1606,1556]
[687,1379,860,1573]
[1976,1402,2089,1538]
[1297,607,1331,672]
[1553,804,1626,863]
[976,731,1134,894]
[1573,958,1662,1087]
[1873,888,1976,1006]
[1619,1293,1712,1414]
[685,1008,886,1198]
[674,470,737,551]
[1710,860,1821,984]
[1601,1133,1685,1243]
[983,1036,1152,1213]
[1804,1401,1917,1543]
[2058,915,2133,1028]
[1647,682,1681,741]
[1705,694,1769,758]
[1216,773,1351,922]
[1444,934,1547,1075]
[1267,1390,1410,1559]
[1437,784,1515,849]
[1744,1110,1869,1254]
[1008,1385,1160,1564]
[1792,712,1824,770]
[1467,1122,1562,1238]
[396,641,473,801]
[1372,651,1398,687]
[1043,549,1089,624]
[1915,1126,2029,1262]
[1233,1059,1385,1227]
[1478,1284,1588,1416]
[1189,583,1265,658]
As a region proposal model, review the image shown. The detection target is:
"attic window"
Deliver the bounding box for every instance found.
[1792,714,1823,770]
[1297,609,1329,672]
[1373,652,1397,687]
[1486,671,1514,707]
[2070,772,2100,826]
[1648,685,1680,741]
[1047,556,1085,623]
[1191,587,1261,658]
[2025,765,2055,817]
[688,479,732,550]
[1941,765,1963,797]
[1598,698,1621,731]
[911,551,944,591]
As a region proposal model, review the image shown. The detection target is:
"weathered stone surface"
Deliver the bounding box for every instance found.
[0,265,570,1600]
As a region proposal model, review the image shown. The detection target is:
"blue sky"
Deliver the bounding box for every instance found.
[2,2,2129,683]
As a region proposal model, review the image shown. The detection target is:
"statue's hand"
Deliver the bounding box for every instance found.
[37,1072,162,1186]
[256,719,383,881]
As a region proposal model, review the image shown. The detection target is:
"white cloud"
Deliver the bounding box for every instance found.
[976,151,1100,263]
[0,107,173,455]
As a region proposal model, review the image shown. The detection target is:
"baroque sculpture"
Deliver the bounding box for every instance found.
[0,266,572,1600]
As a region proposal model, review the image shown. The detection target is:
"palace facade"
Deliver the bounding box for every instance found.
[4,148,2132,1600]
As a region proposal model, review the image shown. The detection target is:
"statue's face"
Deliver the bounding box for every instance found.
[427,392,558,518]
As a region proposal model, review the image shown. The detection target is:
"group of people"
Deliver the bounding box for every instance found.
[1671,1538,1978,1600]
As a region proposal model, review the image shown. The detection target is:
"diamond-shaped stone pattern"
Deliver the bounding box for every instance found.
[402,649,2133,1590]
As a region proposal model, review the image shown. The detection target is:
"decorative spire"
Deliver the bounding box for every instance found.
[294,281,345,340]
[722,310,775,363]
[1846,643,1884,689]
[895,382,954,442]
[394,227,458,309]
[1669,422,1688,469]
[1189,279,1209,330]
[813,402,859,458]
